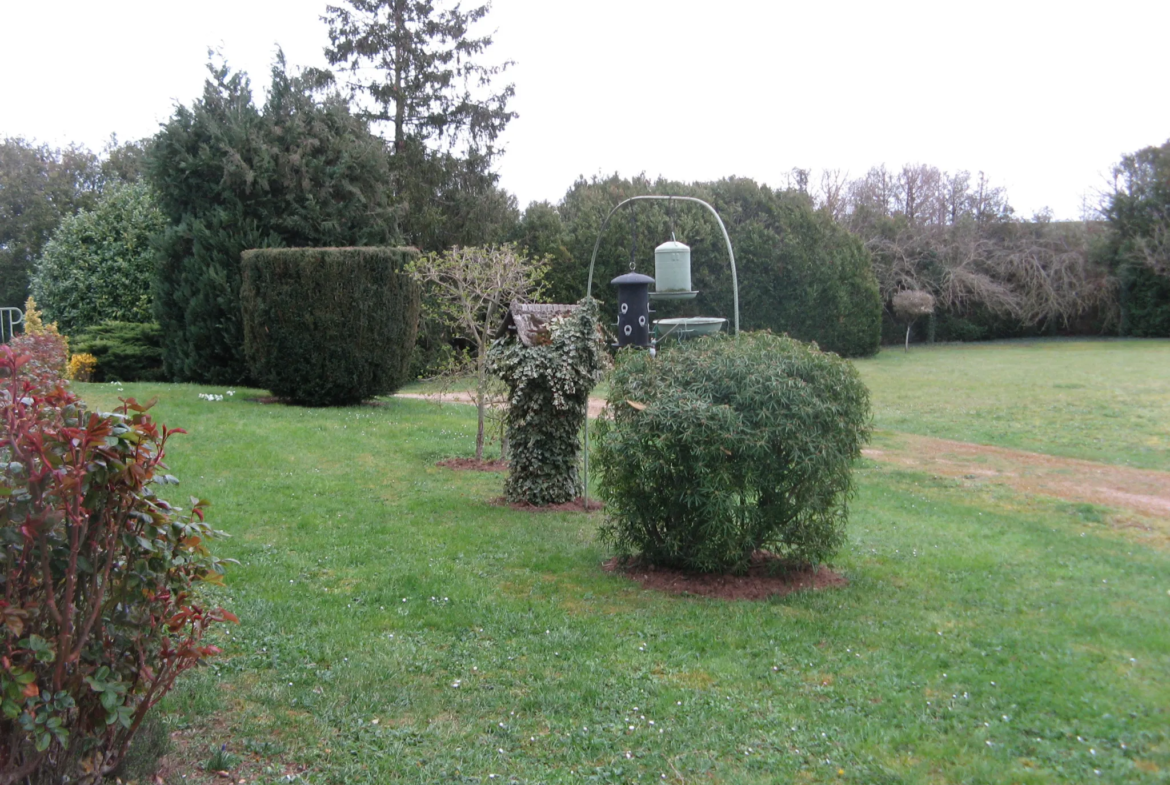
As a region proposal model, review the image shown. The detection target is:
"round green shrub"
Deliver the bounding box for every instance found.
[240,247,421,406]
[30,181,165,334]
[593,332,871,573]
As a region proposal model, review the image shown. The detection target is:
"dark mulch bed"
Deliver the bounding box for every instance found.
[490,496,605,513]
[437,457,510,472]
[602,551,847,601]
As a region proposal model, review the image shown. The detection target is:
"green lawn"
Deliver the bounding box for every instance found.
[76,341,1170,784]
[853,338,1170,471]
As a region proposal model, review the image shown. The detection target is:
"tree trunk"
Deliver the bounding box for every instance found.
[393,0,406,153]
[475,347,486,461]
[905,322,911,352]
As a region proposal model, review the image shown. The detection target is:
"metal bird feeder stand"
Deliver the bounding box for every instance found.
[582,195,741,509]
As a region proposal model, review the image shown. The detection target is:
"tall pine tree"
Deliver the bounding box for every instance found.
[322,0,517,251]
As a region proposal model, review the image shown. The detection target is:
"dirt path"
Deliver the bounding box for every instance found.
[397,392,1169,523]
[396,391,609,419]
[864,433,1170,521]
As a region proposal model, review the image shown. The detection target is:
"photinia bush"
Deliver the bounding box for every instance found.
[0,345,235,783]
[6,333,68,388]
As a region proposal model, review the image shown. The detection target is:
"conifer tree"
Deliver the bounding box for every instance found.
[148,54,399,383]
[322,0,517,250]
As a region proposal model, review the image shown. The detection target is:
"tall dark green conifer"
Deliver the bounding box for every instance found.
[148,55,400,383]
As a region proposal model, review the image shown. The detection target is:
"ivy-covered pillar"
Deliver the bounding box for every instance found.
[488,299,606,505]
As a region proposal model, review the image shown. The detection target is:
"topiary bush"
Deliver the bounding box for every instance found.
[0,345,234,783]
[69,321,164,382]
[487,299,607,505]
[240,247,421,406]
[593,332,871,573]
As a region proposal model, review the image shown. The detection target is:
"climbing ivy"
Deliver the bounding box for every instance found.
[487,299,607,505]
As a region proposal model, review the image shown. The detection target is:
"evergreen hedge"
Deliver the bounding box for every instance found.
[240,247,421,406]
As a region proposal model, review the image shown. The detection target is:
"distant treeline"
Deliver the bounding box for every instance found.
[3,122,1168,377]
[511,144,1170,348]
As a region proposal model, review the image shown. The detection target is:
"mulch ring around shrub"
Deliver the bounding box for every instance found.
[437,457,510,472]
[603,551,847,601]
[490,496,605,513]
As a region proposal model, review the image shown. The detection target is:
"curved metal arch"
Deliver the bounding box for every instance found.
[585,195,739,334]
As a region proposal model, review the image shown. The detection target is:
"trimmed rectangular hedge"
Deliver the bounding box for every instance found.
[240,247,421,406]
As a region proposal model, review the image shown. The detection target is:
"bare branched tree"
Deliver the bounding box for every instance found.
[410,244,546,460]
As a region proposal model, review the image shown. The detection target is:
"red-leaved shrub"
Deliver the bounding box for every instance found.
[6,332,68,387]
[0,345,235,783]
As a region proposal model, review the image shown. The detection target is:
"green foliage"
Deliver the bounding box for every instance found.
[512,201,572,282]
[594,332,871,573]
[0,138,102,308]
[240,247,421,406]
[323,0,514,159]
[148,55,400,384]
[555,175,882,357]
[70,321,165,382]
[30,181,165,334]
[487,299,607,504]
[0,346,233,783]
[323,1,518,254]
[1104,138,1170,337]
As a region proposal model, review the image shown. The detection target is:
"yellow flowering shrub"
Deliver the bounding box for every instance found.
[67,352,98,382]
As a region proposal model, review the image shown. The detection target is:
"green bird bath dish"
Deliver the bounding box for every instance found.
[653,317,727,340]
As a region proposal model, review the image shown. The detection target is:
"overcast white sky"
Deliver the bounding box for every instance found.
[3,0,1167,220]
